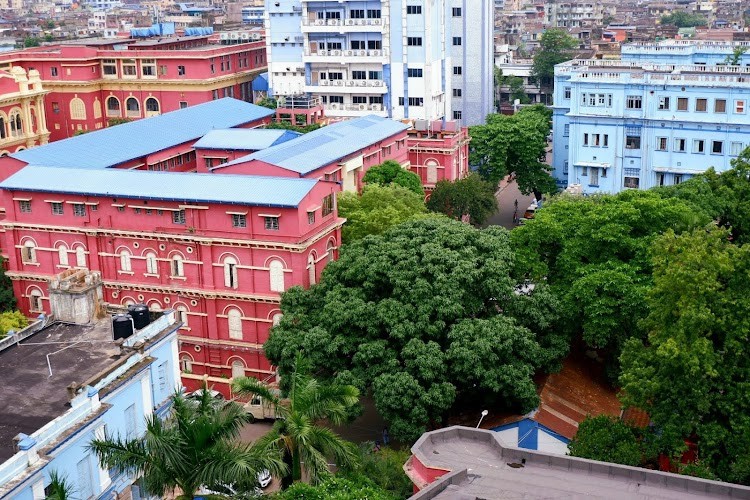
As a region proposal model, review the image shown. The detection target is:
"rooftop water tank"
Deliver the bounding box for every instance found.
[113,313,134,341]
[128,303,150,330]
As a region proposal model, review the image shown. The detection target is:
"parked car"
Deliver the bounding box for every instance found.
[244,393,281,422]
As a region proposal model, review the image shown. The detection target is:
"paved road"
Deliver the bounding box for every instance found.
[485,179,536,230]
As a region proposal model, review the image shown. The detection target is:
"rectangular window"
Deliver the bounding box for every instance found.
[675,138,686,152]
[453,110,462,120]
[657,173,665,186]
[408,97,424,106]
[141,59,156,76]
[581,166,588,176]
[624,177,640,189]
[159,65,168,75]
[696,98,707,112]
[452,37,462,46]
[452,7,462,15]
[564,87,571,99]
[563,160,569,175]
[736,100,746,113]
[322,194,334,216]
[179,101,188,109]
[658,96,670,110]
[51,202,64,215]
[603,134,609,147]
[407,68,423,77]
[563,124,570,137]
[407,37,422,46]
[231,214,246,228]
[172,209,186,224]
[264,216,279,230]
[674,175,682,185]
[367,9,381,17]
[677,97,688,111]
[122,59,137,76]
[125,404,136,439]
[715,99,727,113]
[353,96,367,104]
[583,133,589,146]
[694,139,705,153]
[308,211,315,224]
[657,137,668,151]
[406,5,421,14]
[626,95,642,109]
[19,200,31,213]
[350,9,365,18]
[102,59,117,75]
[453,66,462,75]
[368,70,382,80]
[177,65,185,76]
[712,140,724,154]
[625,136,641,149]
[73,204,86,217]
[731,141,744,155]
[452,88,462,97]
[50,67,58,77]
[352,70,367,79]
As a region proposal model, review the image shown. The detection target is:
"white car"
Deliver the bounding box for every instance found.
[257,469,272,488]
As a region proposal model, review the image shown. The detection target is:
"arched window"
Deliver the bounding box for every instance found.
[272,313,282,327]
[29,289,42,311]
[145,97,160,114]
[119,250,132,272]
[106,96,120,117]
[326,241,336,263]
[57,244,69,267]
[180,354,193,373]
[21,240,36,263]
[426,160,439,184]
[176,306,188,327]
[228,308,243,339]
[93,98,102,119]
[269,260,285,292]
[75,246,87,268]
[150,302,162,312]
[224,257,238,289]
[0,117,6,139]
[171,255,184,277]
[308,254,316,286]
[145,252,158,274]
[69,97,86,120]
[231,359,245,379]
[125,97,140,117]
[9,112,21,138]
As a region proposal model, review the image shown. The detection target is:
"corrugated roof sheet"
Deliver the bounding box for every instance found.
[217,115,408,174]
[0,166,317,207]
[11,98,274,170]
[193,129,301,151]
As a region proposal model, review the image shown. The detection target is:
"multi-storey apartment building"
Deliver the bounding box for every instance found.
[265,0,493,125]
[552,41,750,194]
[544,0,610,29]
[0,34,267,142]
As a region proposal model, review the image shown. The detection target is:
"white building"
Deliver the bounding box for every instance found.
[265,0,493,125]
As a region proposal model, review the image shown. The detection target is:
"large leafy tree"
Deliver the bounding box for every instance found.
[338,184,427,243]
[531,28,578,92]
[568,416,653,467]
[426,174,498,226]
[271,476,397,500]
[469,105,557,199]
[0,256,16,312]
[362,160,424,196]
[232,357,360,485]
[90,389,285,499]
[264,217,563,443]
[511,190,710,377]
[619,226,750,484]
[660,11,708,27]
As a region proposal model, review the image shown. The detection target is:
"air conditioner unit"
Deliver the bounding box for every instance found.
[358,50,366,56]
[371,50,381,56]
[356,19,364,25]
[367,19,373,25]
[327,19,336,25]
[240,32,250,40]
[330,103,340,110]
[370,104,381,111]
[334,80,344,86]
[358,80,367,86]
[373,80,382,86]
[251,33,261,40]
[366,81,374,87]
[321,80,329,86]
[220,33,229,40]
[347,80,356,86]
[315,19,325,25]
[373,19,381,25]
[358,103,367,111]
[345,19,354,25]
[230,32,239,39]
[344,49,354,56]
[331,50,342,56]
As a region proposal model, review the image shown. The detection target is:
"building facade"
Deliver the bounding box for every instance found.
[552,41,750,194]
[265,0,493,125]
[0,67,50,155]
[0,34,267,142]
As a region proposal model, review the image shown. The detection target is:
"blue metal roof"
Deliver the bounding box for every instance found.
[0,166,318,208]
[193,129,300,151]
[217,115,409,175]
[11,99,274,170]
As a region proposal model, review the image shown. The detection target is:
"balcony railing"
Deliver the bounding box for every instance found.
[304,48,389,58]
[301,17,384,27]
[326,103,384,112]
[314,79,385,88]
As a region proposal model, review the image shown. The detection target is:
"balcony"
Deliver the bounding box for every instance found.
[303,48,389,63]
[305,79,387,94]
[301,17,385,33]
[324,103,387,117]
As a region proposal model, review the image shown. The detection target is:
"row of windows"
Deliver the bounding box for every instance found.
[655,137,743,155]
[148,151,195,171]
[624,95,747,114]
[580,92,613,108]
[398,97,425,107]
[105,96,160,118]
[582,133,609,147]
[103,59,186,78]
[21,240,86,267]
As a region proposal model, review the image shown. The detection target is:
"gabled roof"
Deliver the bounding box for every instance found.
[0,166,317,208]
[193,129,301,151]
[216,115,409,175]
[10,98,274,170]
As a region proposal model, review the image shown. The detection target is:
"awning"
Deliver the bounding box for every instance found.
[574,161,611,168]
[652,166,706,175]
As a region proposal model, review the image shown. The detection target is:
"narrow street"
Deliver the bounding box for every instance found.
[485,178,536,230]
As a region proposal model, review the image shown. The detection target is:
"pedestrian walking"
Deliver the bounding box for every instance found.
[382,427,390,446]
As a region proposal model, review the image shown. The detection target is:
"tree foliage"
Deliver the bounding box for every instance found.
[619,226,750,484]
[531,28,578,88]
[89,389,285,499]
[0,256,16,312]
[265,120,322,134]
[45,471,74,500]
[426,174,498,226]
[255,97,278,109]
[341,444,413,499]
[362,160,424,196]
[338,184,427,243]
[265,218,563,443]
[24,37,40,47]
[232,357,360,485]
[470,106,556,198]
[568,416,652,467]
[270,475,397,500]
[660,11,708,27]
[0,311,28,338]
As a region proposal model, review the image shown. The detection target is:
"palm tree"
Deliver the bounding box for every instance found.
[89,389,286,499]
[232,356,360,485]
[44,471,73,500]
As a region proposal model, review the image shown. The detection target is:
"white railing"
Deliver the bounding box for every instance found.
[325,103,383,112]
[301,17,383,27]
[304,48,389,58]
[314,79,385,88]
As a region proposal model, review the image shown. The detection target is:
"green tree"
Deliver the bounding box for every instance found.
[512,190,710,377]
[660,11,708,27]
[469,106,557,199]
[0,256,16,312]
[426,174,498,226]
[0,311,28,338]
[568,416,650,467]
[265,120,322,134]
[107,118,131,127]
[362,160,424,196]
[271,475,397,500]
[44,471,73,500]
[90,389,285,499]
[264,218,563,443]
[256,97,278,109]
[531,28,578,91]
[506,76,531,104]
[338,184,427,243]
[725,46,748,65]
[232,357,359,485]
[24,37,40,48]
[342,445,412,499]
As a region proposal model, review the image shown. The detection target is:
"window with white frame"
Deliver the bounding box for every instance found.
[171,255,184,277]
[583,133,589,146]
[141,59,156,77]
[658,96,670,110]
[712,140,724,154]
[231,359,245,379]
[563,124,569,137]
[21,241,36,263]
[696,98,707,112]
[122,59,137,77]
[29,289,42,311]
[426,160,438,184]
[173,209,186,225]
[677,97,688,111]
[269,260,285,292]
[308,254,316,286]
[674,175,683,185]
[51,202,64,215]
[694,139,705,153]
[731,141,744,155]
[180,355,192,372]
[564,87,571,99]
[626,95,642,109]
[75,246,86,268]
[58,245,68,266]
[102,59,117,76]
[264,216,279,231]
[308,211,315,225]
[177,306,188,327]
[224,257,238,289]
[120,250,132,272]
[675,138,686,152]
[327,241,335,263]
[272,313,282,327]
[73,203,86,217]
[657,137,668,151]
[19,200,31,213]
[228,308,243,339]
[145,252,158,274]
[231,214,246,228]
[736,100,746,113]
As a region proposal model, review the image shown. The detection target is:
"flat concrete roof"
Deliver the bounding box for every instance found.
[407,426,750,499]
[0,321,119,461]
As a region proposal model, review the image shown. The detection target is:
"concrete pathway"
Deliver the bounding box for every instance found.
[485,176,536,230]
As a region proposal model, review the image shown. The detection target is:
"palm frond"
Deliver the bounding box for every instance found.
[197,440,287,488]
[45,470,74,500]
[306,426,359,472]
[297,443,333,484]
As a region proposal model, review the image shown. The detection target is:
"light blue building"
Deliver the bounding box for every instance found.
[265,0,493,125]
[552,41,750,194]
[0,272,181,500]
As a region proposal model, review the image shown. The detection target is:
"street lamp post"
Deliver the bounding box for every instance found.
[476,410,489,428]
